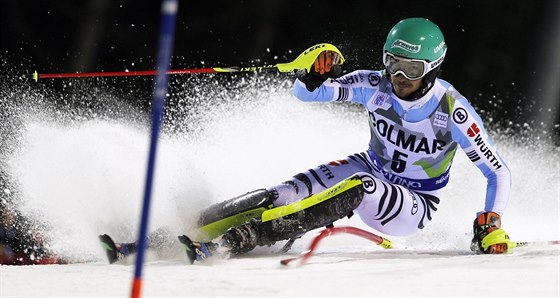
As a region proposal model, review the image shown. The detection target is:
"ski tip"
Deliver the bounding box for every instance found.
[98,234,119,264]
[99,234,115,248]
[177,234,189,244]
[177,235,196,264]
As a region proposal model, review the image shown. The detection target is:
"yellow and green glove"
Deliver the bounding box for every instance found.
[470,211,514,254]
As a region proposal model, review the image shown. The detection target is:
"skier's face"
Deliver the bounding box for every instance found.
[390,74,422,98]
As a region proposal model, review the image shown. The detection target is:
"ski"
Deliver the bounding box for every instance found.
[514,240,560,248]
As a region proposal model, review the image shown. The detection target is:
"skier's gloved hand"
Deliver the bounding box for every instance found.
[297,50,342,91]
[312,50,342,77]
[470,211,510,254]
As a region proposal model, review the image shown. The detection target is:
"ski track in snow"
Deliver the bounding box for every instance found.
[1,82,559,297]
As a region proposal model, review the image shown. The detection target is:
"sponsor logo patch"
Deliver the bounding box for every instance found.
[430,54,445,68]
[472,134,502,169]
[318,164,335,179]
[452,107,468,124]
[466,149,481,162]
[368,73,380,86]
[434,40,445,53]
[411,196,418,215]
[374,94,386,106]
[374,118,447,154]
[328,160,349,166]
[303,44,326,55]
[382,172,422,189]
[334,74,362,85]
[433,111,448,128]
[467,123,480,138]
[435,171,450,185]
[360,175,376,194]
[391,39,421,53]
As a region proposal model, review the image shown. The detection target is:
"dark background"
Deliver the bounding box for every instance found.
[1,0,559,139]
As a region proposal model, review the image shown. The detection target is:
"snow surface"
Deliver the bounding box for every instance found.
[1,241,558,297]
[1,79,559,297]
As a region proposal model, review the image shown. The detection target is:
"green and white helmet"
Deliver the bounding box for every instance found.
[383,18,447,80]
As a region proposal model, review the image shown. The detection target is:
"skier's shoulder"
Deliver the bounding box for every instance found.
[433,78,475,111]
[438,79,488,145]
[434,78,458,97]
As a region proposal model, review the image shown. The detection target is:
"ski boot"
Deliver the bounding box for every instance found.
[99,234,137,264]
[177,235,218,264]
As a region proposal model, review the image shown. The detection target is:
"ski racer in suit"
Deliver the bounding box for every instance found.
[281,18,511,253]
[100,18,513,264]
[193,17,512,257]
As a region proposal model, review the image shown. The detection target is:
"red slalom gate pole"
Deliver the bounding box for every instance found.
[280,226,392,266]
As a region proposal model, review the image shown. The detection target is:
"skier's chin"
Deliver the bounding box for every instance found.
[394,85,414,98]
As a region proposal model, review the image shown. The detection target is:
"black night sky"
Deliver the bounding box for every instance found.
[1,0,559,139]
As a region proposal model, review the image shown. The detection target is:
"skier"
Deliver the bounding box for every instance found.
[101,17,512,264]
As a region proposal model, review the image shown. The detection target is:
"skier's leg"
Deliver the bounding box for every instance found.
[195,189,276,242]
[194,153,374,243]
[222,171,443,254]
[271,152,376,206]
[222,174,366,254]
[354,173,442,236]
[99,226,178,263]
[197,189,274,227]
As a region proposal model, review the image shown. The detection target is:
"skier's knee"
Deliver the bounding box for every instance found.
[197,189,275,227]
[195,189,275,241]
[267,177,311,206]
[266,174,365,236]
[222,175,366,254]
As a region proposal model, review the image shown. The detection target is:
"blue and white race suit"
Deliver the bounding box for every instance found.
[269,70,511,236]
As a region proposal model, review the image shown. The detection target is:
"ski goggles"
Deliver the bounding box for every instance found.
[383,50,446,80]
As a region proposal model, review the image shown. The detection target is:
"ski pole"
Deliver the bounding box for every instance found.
[130,0,177,297]
[29,43,345,81]
[513,240,560,248]
[280,226,392,266]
